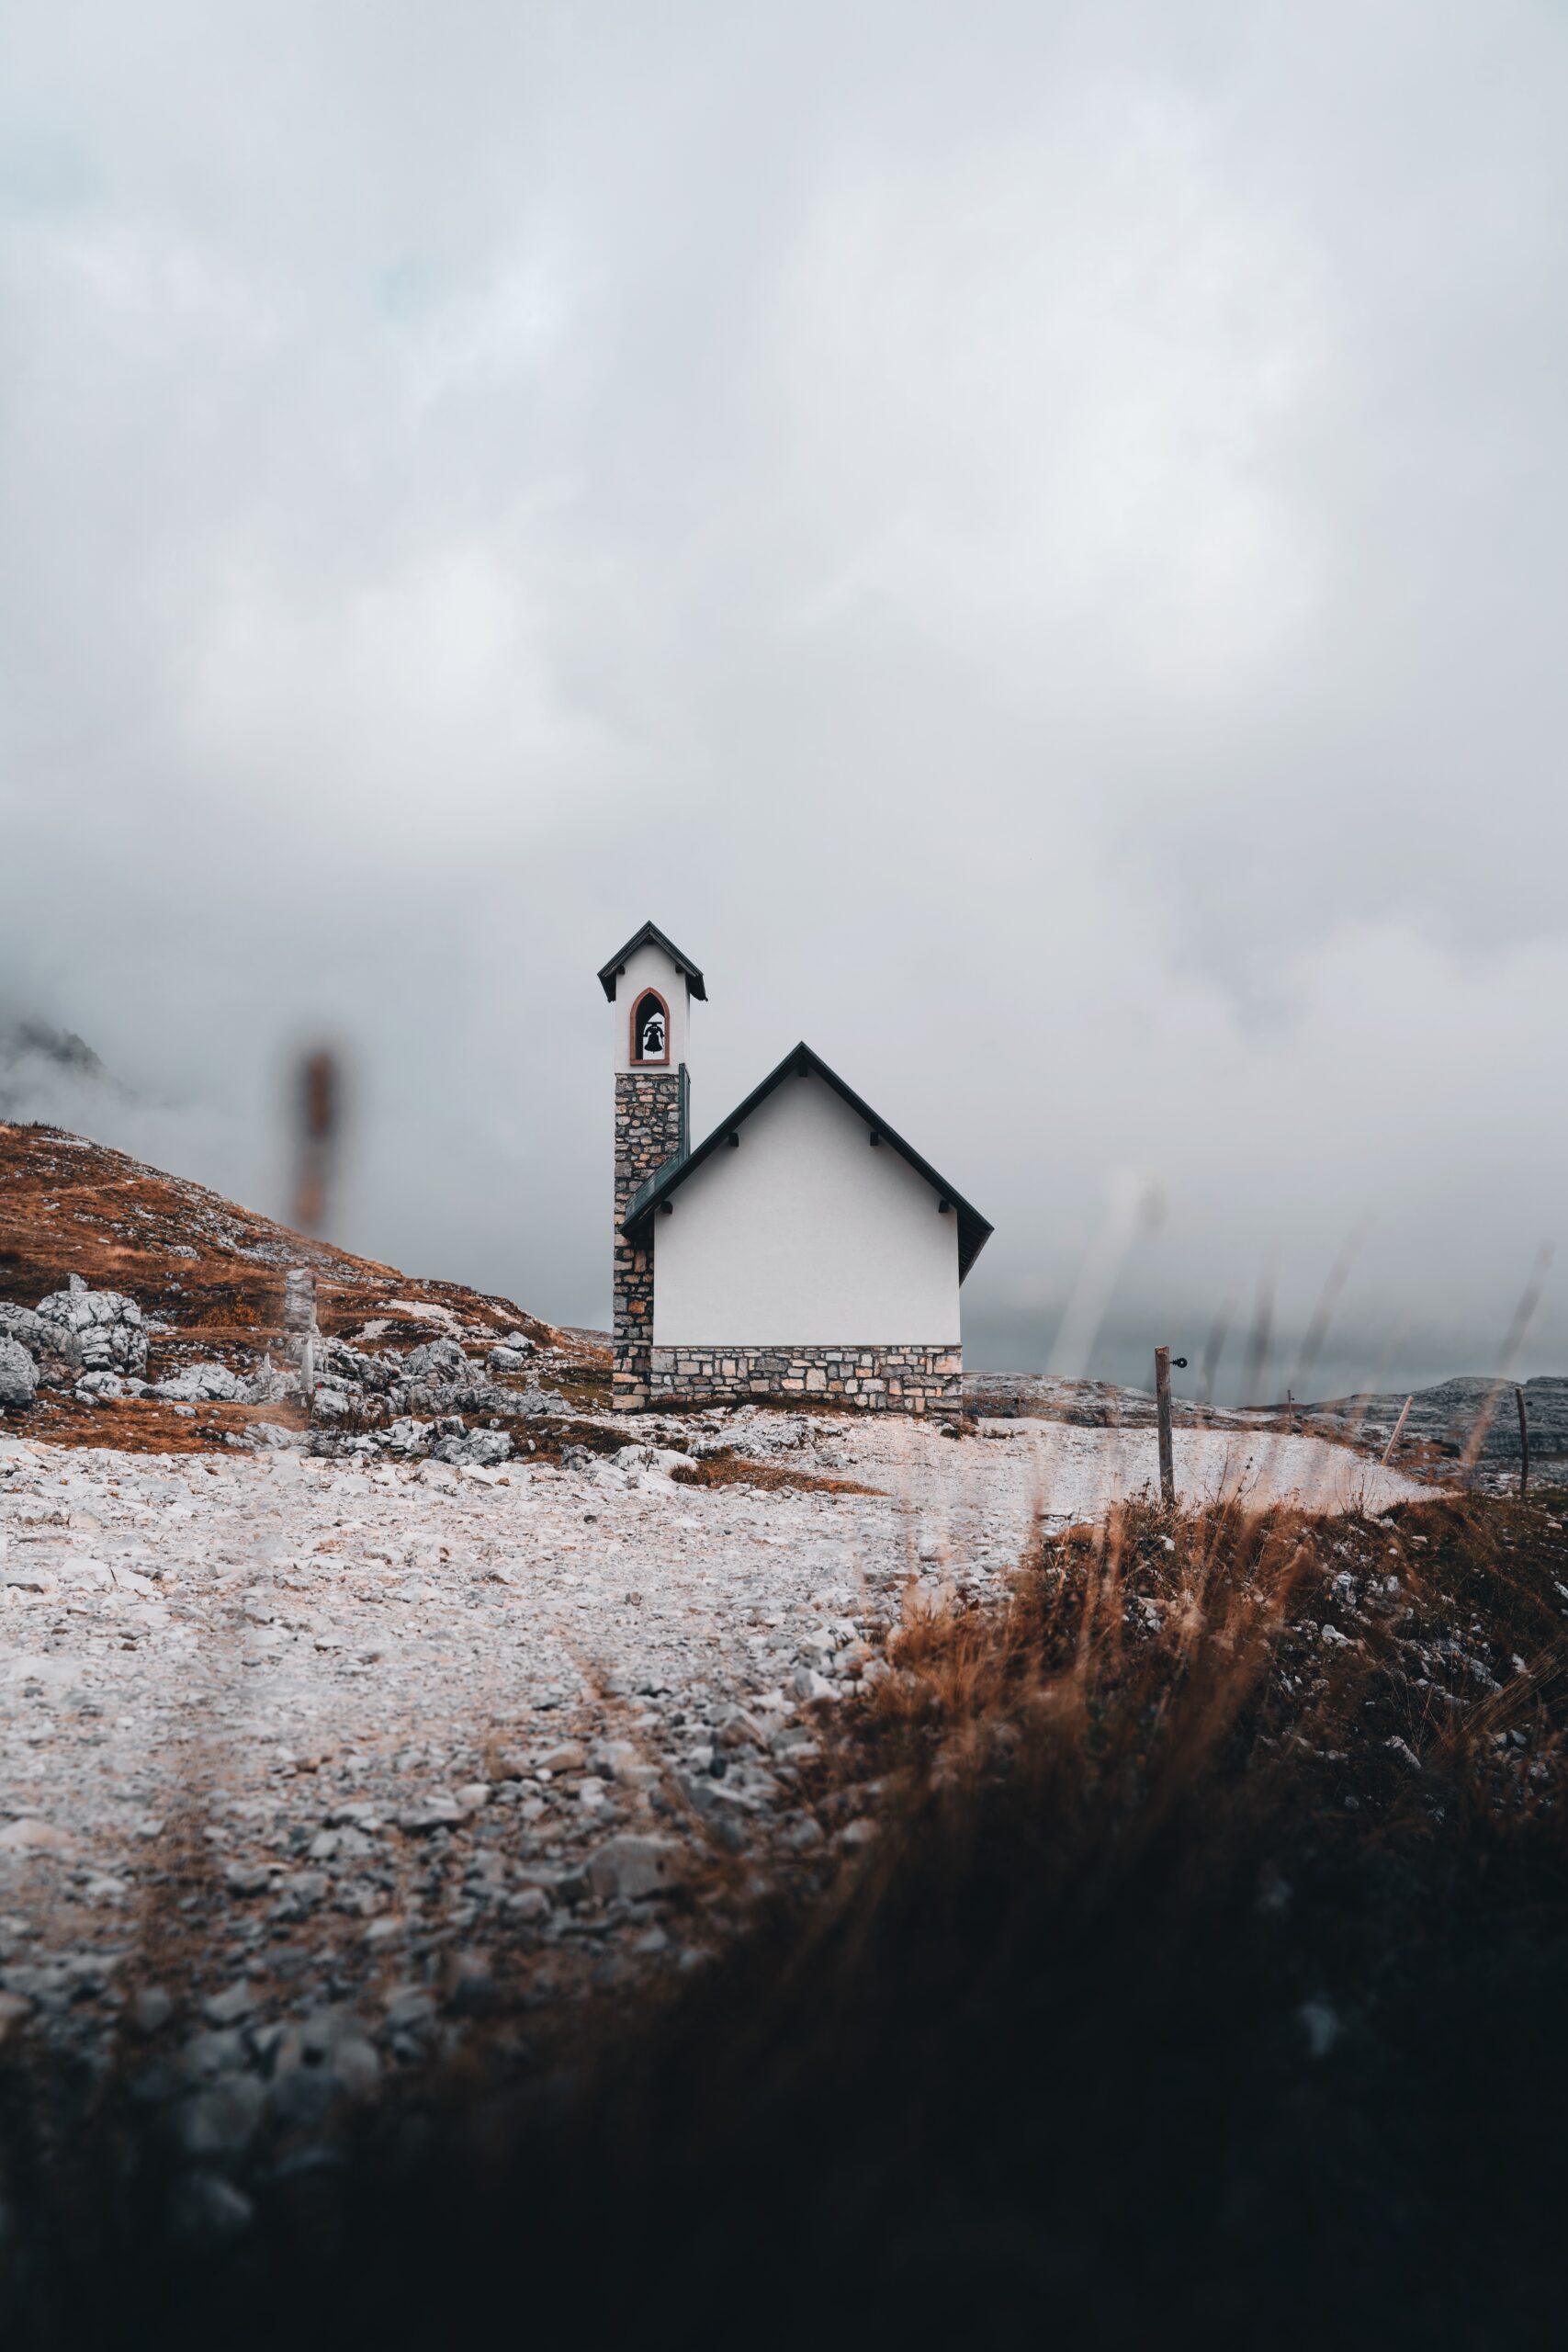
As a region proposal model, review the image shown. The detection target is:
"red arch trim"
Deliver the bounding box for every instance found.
[630,987,671,1066]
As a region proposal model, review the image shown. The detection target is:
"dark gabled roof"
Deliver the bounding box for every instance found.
[621,1041,994,1282]
[597,922,707,1003]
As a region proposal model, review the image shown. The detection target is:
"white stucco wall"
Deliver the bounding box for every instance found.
[651,1068,961,1345]
[612,941,692,1072]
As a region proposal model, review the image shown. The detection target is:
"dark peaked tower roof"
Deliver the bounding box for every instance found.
[597,922,707,1002]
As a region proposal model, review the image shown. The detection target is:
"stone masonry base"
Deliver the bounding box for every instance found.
[614,1067,685,1414]
[647,1342,962,1414]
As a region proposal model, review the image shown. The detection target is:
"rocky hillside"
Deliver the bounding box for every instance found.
[0,1124,608,1453]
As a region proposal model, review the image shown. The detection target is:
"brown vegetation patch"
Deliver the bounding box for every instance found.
[671,1447,882,1497]
[3,1395,307,1457]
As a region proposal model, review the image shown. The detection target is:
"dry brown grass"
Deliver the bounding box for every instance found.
[845,1487,1568,1861]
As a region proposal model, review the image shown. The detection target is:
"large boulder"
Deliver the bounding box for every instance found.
[321,1338,395,1390]
[0,1304,41,1353]
[0,1336,38,1408]
[34,1276,149,1377]
[75,1371,144,1402]
[401,1338,472,1385]
[393,1338,512,1419]
[381,1416,431,1457]
[151,1362,249,1405]
[431,1428,513,1469]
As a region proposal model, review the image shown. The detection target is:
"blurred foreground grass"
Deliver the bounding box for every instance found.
[7,1486,1568,2350]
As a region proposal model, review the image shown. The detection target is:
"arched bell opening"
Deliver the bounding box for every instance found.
[630,989,671,1066]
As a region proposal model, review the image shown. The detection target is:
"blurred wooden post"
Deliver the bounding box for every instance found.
[1517,1385,1529,1499]
[1382,1396,1413,1464]
[1155,1346,1175,1507]
[294,1048,339,1237]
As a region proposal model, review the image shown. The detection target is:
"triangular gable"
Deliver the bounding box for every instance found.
[596,922,708,1003]
[621,1041,994,1281]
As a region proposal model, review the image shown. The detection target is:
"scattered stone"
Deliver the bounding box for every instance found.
[268,2010,381,2120]
[202,1979,255,2028]
[791,1668,837,1703]
[130,1985,175,2035]
[397,1798,466,1835]
[270,1871,330,1919]
[174,2073,265,2159]
[382,1985,437,2035]
[586,1834,683,1904]
[180,2029,247,2080]
[3,1564,57,1595]
[446,1950,502,2018]
[168,2169,256,2242]
[516,1862,586,1908]
[0,1817,77,1857]
[1299,1999,1341,2060]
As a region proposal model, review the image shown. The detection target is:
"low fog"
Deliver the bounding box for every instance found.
[3,1,1564,1403]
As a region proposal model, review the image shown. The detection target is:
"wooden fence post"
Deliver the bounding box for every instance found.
[1517,1384,1529,1500]
[1382,1396,1414,1465]
[1155,1345,1175,1507]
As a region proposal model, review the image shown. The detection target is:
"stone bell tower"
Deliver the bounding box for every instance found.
[596,921,705,1409]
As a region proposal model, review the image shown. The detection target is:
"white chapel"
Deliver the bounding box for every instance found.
[599,922,992,1414]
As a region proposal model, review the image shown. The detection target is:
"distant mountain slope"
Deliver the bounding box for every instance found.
[964,1368,1566,1482]
[1302,1375,1568,1466]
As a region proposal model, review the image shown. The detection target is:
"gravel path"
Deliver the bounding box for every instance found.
[0,1411,1428,2096]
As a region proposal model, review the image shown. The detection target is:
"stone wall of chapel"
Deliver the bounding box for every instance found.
[648,1342,963,1415]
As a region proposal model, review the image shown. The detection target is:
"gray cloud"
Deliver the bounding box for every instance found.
[2,0,1562,1398]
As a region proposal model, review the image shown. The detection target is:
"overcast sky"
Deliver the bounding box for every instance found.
[3,0,1565,1401]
